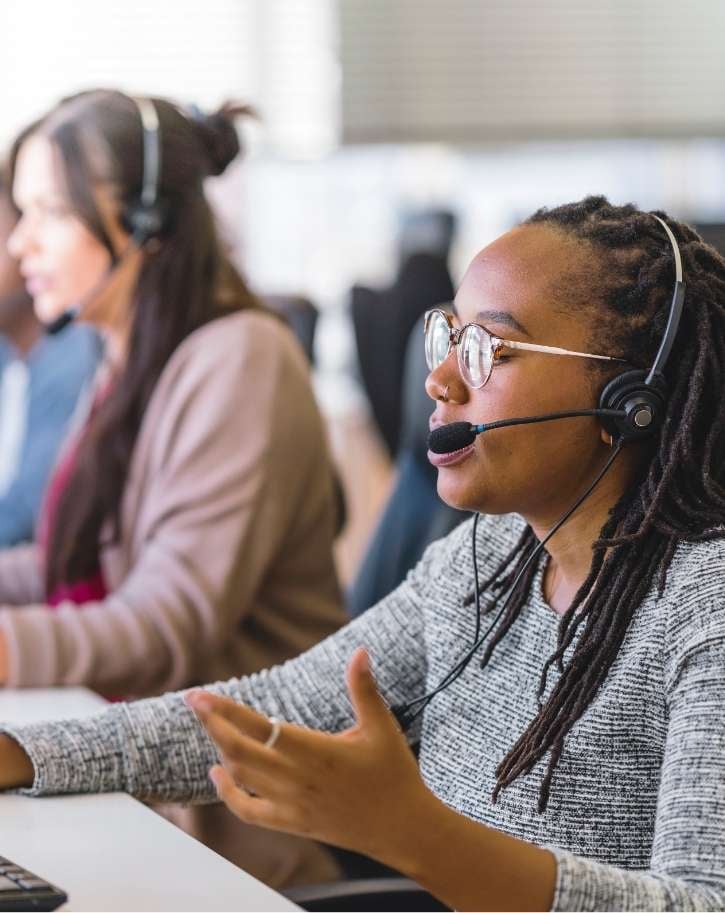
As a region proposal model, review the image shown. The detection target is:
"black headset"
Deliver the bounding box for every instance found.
[44,95,167,336]
[120,95,168,245]
[597,214,685,442]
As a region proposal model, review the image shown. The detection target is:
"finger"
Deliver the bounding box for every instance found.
[198,707,275,766]
[197,713,290,795]
[196,708,285,786]
[185,691,273,743]
[210,765,289,831]
[187,691,315,763]
[345,647,394,732]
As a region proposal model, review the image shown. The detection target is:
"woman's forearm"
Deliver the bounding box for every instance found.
[388,792,557,912]
[0,734,34,789]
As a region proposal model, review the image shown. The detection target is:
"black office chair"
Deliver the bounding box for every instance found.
[284,877,449,912]
[351,252,455,459]
[347,313,466,617]
[264,294,319,364]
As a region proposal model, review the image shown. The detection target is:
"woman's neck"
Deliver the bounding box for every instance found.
[95,297,132,367]
[85,242,141,367]
[524,453,641,614]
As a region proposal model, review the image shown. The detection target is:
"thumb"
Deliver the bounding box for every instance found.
[345,647,392,732]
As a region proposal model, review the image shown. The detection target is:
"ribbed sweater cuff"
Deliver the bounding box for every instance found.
[0,713,126,796]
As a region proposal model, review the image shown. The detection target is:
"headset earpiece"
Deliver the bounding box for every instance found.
[122,95,166,247]
[121,199,168,245]
[597,213,684,445]
[598,369,667,442]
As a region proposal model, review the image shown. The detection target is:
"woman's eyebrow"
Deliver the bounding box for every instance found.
[476,308,531,337]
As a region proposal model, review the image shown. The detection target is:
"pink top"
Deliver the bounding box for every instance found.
[37,392,109,607]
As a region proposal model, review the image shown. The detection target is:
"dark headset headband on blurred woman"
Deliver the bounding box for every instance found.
[44,94,177,335]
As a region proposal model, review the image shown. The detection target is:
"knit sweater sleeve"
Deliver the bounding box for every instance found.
[549,611,725,911]
[0,523,461,803]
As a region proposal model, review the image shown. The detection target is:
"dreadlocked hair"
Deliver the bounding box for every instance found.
[469,195,725,813]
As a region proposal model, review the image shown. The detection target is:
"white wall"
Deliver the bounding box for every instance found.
[340,0,725,142]
[0,0,337,156]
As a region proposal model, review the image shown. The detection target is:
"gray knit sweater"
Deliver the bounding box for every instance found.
[3,512,725,912]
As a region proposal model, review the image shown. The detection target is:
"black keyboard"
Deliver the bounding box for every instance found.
[0,857,67,911]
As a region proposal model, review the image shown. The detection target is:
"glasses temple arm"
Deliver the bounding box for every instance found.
[499,339,625,363]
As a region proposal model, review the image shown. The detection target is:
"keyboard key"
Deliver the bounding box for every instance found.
[0,855,67,911]
[17,879,49,891]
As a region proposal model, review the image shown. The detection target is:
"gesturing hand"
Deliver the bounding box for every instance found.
[185,647,436,867]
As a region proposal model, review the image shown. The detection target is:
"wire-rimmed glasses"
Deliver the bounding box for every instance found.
[424,307,626,389]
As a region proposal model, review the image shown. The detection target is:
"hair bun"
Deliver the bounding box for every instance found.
[189,101,256,177]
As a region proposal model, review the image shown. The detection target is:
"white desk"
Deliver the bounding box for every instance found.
[0,688,298,912]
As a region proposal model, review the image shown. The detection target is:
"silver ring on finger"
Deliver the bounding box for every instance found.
[264,717,282,750]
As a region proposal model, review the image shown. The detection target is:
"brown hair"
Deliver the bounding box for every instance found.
[8,89,261,591]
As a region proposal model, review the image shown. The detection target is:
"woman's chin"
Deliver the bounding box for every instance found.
[435,465,508,516]
[33,295,67,326]
[436,474,481,514]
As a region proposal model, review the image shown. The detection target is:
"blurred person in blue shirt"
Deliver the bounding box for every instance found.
[0,176,101,546]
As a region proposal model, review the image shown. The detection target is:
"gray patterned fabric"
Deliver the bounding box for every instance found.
[3,512,725,911]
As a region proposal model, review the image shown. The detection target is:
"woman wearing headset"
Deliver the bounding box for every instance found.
[2,196,724,910]
[0,90,345,887]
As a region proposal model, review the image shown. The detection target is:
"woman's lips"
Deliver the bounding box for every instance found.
[25,276,51,296]
[427,442,475,467]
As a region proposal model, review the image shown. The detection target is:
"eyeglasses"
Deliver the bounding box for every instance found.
[424,307,626,390]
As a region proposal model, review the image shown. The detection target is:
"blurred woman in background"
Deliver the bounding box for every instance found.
[0,89,345,887]
[0,176,100,546]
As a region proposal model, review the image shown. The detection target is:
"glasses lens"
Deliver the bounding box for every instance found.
[425,311,451,371]
[459,324,492,388]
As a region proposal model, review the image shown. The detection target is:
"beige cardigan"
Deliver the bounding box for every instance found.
[0,309,345,694]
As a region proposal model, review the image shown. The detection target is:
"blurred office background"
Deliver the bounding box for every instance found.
[2,0,724,586]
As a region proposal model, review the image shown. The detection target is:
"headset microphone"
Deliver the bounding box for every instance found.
[44,245,130,336]
[44,260,117,336]
[45,307,80,337]
[429,408,627,454]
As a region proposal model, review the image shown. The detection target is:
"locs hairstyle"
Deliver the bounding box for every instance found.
[468,196,725,812]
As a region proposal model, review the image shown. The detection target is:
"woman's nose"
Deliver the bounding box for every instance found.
[425,357,468,404]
